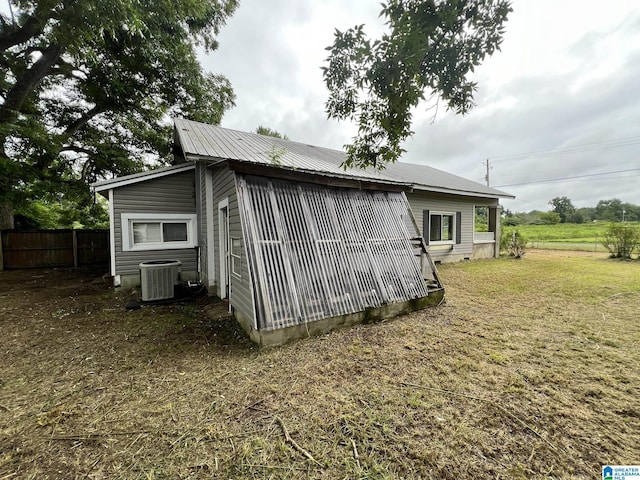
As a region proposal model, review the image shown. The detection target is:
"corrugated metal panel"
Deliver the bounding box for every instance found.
[237,175,429,331]
[173,119,513,199]
[384,162,514,199]
[174,119,407,185]
[113,170,197,276]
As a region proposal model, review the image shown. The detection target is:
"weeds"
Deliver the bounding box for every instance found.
[1,253,639,479]
[602,222,640,259]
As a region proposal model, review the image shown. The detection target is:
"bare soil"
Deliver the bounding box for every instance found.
[1,251,638,479]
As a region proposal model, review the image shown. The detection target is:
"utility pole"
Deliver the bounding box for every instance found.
[484,159,492,186]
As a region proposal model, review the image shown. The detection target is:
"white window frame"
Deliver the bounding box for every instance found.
[230,237,242,277]
[429,211,455,245]
[121,213,197,251]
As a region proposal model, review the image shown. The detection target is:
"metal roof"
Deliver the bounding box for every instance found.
[175,119,513,200]
[383,162,514,199]
[174,118,406,186]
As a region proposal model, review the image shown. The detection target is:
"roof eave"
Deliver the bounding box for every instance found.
[410,184,515,200]
[92,163,195,192]
[227,160,414,192]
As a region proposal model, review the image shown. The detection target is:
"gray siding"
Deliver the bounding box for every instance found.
[211,166,255,330]
[195,162,209,285]
[406,191,498,262]
[113,170,197,276]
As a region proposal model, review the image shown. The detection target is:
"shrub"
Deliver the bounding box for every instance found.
[601,223,640,259]
[501,229,527,258]
[539,211,561,225]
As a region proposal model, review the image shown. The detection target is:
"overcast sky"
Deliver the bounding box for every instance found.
[202,1,640,212]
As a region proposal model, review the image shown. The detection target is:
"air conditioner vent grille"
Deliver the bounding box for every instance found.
[139,260,181,301]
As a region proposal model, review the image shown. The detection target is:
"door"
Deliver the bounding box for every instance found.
[218,199,229,298]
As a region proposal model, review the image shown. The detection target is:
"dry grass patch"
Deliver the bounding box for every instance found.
[1,250,638,479]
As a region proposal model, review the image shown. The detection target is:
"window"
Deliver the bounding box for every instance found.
[122,213,196,251]
[231,237,242,276]
[429,212,455,244]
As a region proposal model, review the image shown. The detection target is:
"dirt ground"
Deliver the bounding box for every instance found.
[1,251,639,479]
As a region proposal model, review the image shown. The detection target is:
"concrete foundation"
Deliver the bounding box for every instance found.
[114,270,198,290]
[472,242,496,260]
[245,288,445,347]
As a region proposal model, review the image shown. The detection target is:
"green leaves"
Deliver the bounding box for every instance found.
[1,0,238,228]
[323,0,511,169]
[602,223,640,259]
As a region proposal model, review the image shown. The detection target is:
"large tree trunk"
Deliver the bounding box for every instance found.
[0,200,14,230]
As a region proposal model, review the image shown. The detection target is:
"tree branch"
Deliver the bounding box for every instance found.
[61,145,95,156]
[48,57,76,78]
[0,43,64,124]
[62,105,104,139]
[0,10,47,52]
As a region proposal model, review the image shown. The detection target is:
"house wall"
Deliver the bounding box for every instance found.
[210,166,256,331]
[406,191,499,263]
[112,170,198,288]
[195,162,210,287]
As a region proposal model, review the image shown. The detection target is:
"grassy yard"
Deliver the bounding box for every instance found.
[1,251,639,479]
[504,221,640,244]
[503,222,640,253]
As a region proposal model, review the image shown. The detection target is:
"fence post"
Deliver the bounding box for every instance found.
[72,229,78,268]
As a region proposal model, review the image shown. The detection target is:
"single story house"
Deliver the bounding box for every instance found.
[388,162,513,263]
[93,119,513,345]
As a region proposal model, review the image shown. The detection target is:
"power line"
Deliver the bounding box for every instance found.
[489,135,640,162]
[494,167,640,188]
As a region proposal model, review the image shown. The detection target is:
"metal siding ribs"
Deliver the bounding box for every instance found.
[237,175,429,331]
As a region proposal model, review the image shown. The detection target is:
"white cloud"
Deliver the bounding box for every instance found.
[203,0,640,211]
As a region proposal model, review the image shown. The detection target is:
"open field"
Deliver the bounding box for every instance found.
[1,251,639,479]
[504,222,640,252]
[505,221,640,243]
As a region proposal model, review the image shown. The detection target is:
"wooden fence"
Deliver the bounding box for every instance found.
[0,229,109,270]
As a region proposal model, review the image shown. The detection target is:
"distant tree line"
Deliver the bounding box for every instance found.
[502,197,640,226]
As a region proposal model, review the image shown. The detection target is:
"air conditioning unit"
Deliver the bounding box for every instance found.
[139,260,182,301]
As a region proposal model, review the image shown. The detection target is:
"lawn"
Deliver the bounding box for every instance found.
[505,221,640,244]
[1,251,639,479]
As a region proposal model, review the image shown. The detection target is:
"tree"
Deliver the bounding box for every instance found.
[576,207,595,222]
[256,126,289,140]
[1,0,238,229]
[474,206,488,232]
[595,198,624,222]
[323,0,511,169]
[548,196,575,223]
[502,210,543,226]
[539,211,561,225]
[621,202,640,222]
[14,195,108,229]
[567,210,584,224]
